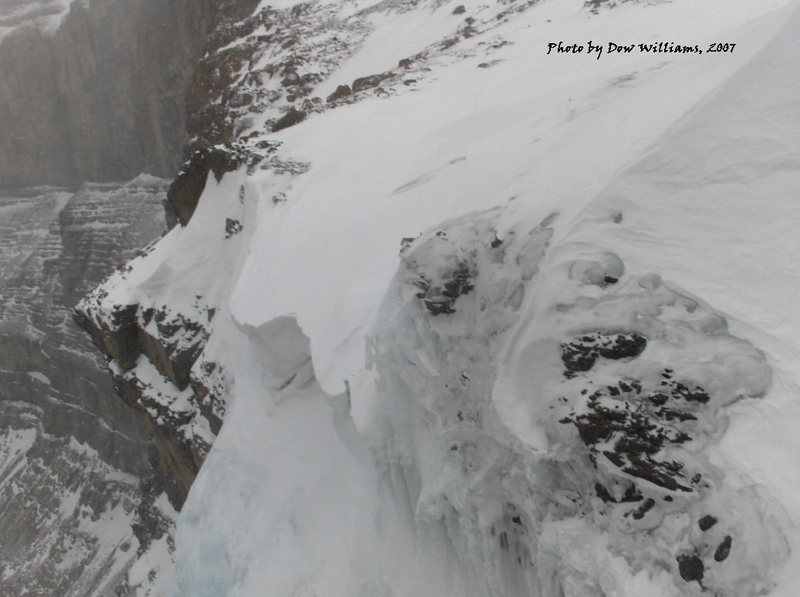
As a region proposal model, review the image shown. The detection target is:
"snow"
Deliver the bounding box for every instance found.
[230,0,795,397]
[126,493,178,597]
[26,371,52,386]
[573,6,800,594]
[133,356,193,415]
[66,437,139,484]
[314,2,468,99]
[0,0,84,42]
[0,427,37,481]
[73,0,800,594]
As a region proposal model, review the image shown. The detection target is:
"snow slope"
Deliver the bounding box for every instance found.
[78,0,800,594]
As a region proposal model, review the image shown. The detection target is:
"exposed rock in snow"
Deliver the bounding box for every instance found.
[74,293,223,495]
[75,172,252,494]
[164,143,254,228]
[362,208,786,595]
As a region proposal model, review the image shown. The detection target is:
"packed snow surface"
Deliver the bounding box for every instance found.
[82,0,800,594]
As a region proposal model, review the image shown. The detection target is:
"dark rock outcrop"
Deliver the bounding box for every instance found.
[677,553,705,583]
[182,0,370,150]
[416,262,476,315]
[327,84,352,103]
[352,72,394,93]
[75,295,226,496]
[272,107,308,132]
[561,332,647,376]
[164,144,246,227]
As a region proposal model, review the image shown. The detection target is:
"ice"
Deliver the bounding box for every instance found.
[355,203,785,594]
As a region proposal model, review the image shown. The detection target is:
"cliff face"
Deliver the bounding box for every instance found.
[74,289,223,496]
[76,0,800,597]
[0,0,278,592]
[0,180,169,472]
[71,0,800,595]
[0,0,263,482]
[71,0,382,490]
[0,0,207,188]
[0,178,177,594]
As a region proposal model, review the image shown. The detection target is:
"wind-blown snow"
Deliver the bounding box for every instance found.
[78,0,800,594]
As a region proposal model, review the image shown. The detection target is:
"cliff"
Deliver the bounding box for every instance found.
[0,0,288,593]
[0,178,177,595]
[71,0,395,491]
[0,0,259,188]
[75,0,800,595]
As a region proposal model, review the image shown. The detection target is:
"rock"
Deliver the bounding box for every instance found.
[0,181,178,593]
[225,218,244,238]
[417,262,475,315]
[352,73,393,93]
[561,332,647,376]
[677,553,704,583]
[75,303,141,370]
[698,515,718,531]
[585,0,636,13]
[76,286,225,499]
[326,84,352,103]
[281,72,301,86]
[272,107,307,132]
[183,1,371,148]
[715,535,732,562]
[630,498,656,520]
[165,144,244,227]
[559,362,713,493]
[0,0,238,187]
[137,313,208,390]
